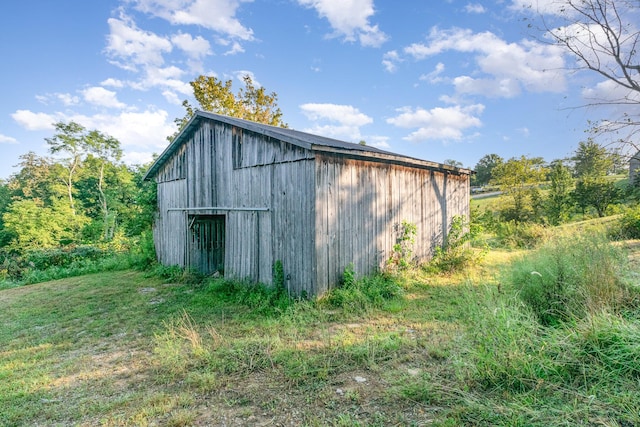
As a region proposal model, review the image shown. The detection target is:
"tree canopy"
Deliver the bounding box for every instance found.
[173,74,286,140]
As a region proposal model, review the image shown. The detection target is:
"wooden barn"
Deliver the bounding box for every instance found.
[144,111,471,296]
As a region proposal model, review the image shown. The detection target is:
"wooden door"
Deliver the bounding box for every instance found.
[188,214,225,275]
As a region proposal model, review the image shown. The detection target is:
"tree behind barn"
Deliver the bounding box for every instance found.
[172,74,286,140]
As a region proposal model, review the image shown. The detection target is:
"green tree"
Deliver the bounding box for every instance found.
[474,153,503,186]
[571,140,620,217]
[0,180,12,247]
[8,152,56,203]
[444,159,464,168]
[2,199,88,250]
[85,130,123,240]
[492,155,547,222]
[173,74,286,139]
[573,139,613,179]
[573,178,620,217]
[46,122,90,215]
[545,161,574,225]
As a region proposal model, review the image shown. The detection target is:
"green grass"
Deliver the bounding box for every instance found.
[1,237,639,426]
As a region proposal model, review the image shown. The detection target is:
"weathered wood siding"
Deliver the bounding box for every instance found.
[154,144,187,266]
[314,154,469,295]
[153,115,469,296]
[154,119,316,293]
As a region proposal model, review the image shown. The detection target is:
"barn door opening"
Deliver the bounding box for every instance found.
[188,214,225,275]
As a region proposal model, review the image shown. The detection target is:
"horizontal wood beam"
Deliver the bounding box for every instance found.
[167,207,269,212]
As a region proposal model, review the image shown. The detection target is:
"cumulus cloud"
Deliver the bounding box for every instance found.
[82,87,127,109]
[297,0,387,47]
[70,110,176,153]
[11,110,57,131]
[403,27,566,97]
[0,134,18,144]
[171,32,212,58]
[386,104,484,143]
[509,0,567,15]
[382,50,401,73]
[301,103,373,126]
[420,62,446,84]
[133,0,254,41]
[35,92,80,106]
[131,65,191,94]
[106,13,172,70]
[101,78,125,88]
[12,108,176,164]
[464,3,486,13]
[300,103,373,141]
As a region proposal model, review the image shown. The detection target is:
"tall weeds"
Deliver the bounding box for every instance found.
[462,232,640,425]
[503,233,633,325]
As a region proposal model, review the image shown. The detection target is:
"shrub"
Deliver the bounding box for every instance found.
[386,220,417,272]
[503,234,635,326]
[206,278,293,316]
[323,265,403,313]
[427,215,484,273]
[611,205,640,239]
[493,220,550,249]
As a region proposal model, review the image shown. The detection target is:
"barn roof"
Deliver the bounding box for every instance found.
[144,110,472,180]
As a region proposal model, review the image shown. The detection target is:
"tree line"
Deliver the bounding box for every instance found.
[471,139,632,226]
[0,74,286,258]
[0,122,156,252]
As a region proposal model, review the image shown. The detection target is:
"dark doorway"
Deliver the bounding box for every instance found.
[188,214,225,275]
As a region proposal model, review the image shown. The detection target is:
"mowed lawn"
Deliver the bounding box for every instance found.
[1,242,638,426]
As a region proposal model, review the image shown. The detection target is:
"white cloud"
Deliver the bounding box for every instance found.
[35,93,80,106]
[101,78,125,88]
[300,103,373,141]
[464,3,486,13]
[420,62,446,83]
[403,27,566,97]
[133,65,191,94]
[509,0,566,15]
[297,0,388,47]
[11,110,57,131]
[171,32,212,59]
[82,86,127,109]
[367,135,390,149]
[386,104,484,142]
[224,41,245,55]
[582,79,640,104]
[162,90,183,105]
[133,0,254,41]
[233,70,260,86]
[300,103,373,126]
[106,14,172,70]
[382,50,401,73]
[452,75,522,98]
[0,134,18,144]
[12,108,176,163]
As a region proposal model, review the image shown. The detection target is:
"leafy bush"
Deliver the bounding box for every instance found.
[493,220,550,249]
[427,215,484,273]
[323,265,403,313]
[386,220,417,272]
[206,278,293,316]
[503,234,635,326]
[611,205,640,239]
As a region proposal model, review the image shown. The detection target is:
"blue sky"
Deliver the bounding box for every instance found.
[0,0,628,178]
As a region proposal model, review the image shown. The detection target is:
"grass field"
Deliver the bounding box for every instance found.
[1,242,639,426]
